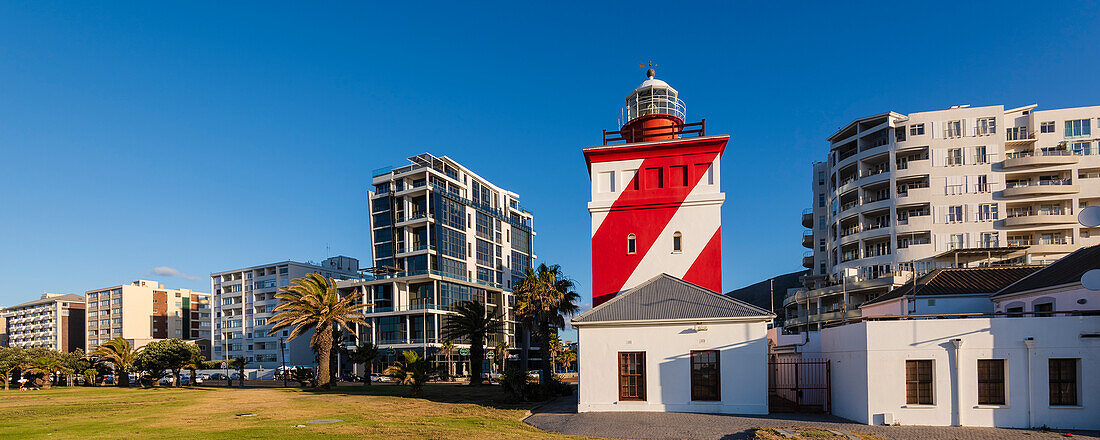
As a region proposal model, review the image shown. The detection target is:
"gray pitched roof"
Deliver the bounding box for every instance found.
[572,274,775,325]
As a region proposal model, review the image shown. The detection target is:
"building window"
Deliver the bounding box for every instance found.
[896,126,907,142]
[1071,141,1092,156]
[618,352,646,401]
[977,359,1006,405]
[672,232,682,253]
[910,124,925,136]
[947,205,964,223]
[818,216,826,230]
[947,148,963,166]
[817,171,825,186]
[945,120,962,138]
[978,204,997,221]
[1040,121,1055,133]
[1034,302,1053,317]
[818,193,825,207]
[977,118,996,135]
[1048,358,1078,406]
[690,350,720,401]
[975,146,988,164]
[905,360,934,405]
[627,234,637,255]
[1065,119,1091,138]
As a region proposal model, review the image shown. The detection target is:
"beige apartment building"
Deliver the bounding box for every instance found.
[2,293,86,352]
[85,280,212,356]
[787,104,1100,332]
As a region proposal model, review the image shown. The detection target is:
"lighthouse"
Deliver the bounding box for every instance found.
[584,69,729,306]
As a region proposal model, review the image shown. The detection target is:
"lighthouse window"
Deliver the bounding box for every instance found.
[673,232,682,253]
[623,169,639,191]
[627,234,637,255]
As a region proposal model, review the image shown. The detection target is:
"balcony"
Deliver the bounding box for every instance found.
[1003,213,1077,227]
[802,208,814,228]
[802,230,815,248]
[1002,180,1079,197]
[802,251,814,269]
[1005,127,1037,144]
[1003,150,1079,169]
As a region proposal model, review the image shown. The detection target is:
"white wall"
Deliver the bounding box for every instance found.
[862,295,995,318]
[821,317,1100,429]
[994,283,1100,314]
[578,320,769,414]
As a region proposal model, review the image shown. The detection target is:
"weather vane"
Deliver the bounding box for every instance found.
[638,60,657,78]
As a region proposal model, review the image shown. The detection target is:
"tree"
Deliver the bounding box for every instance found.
[88,337,143,388]
[229,357,247,388]
[439,340,455,380]
[384,350,440,397]
[182,350,208,387]
[26,355,66,389]
[546,333,563,374]
[441,300,502,386]
[83,368,98,386]
[347,342,378,386]
[136,339,198,387]
[514,263,580,385]
[559,350,577,373]
[493,341,509,374]
[268,273,369,390]
[0,347,29,390]
[63,349,92,387]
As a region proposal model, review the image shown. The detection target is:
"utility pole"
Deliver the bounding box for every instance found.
[769,278,775,315]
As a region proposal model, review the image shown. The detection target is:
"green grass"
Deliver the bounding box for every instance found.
[0,384,583,439]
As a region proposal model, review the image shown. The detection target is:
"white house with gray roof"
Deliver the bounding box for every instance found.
[572,274,775,414]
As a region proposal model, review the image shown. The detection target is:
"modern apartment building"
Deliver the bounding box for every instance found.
[787,104,1100,332]
[338,153,535,374]
[85,280,212,356]
[210,257,360,369]
[2,293,85,352]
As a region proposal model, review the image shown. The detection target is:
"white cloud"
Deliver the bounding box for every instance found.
[151,266,199,281]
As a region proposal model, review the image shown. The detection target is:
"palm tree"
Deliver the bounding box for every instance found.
[183,351,207,386]
[441,300,502,386]
[546,333,563,374]
[26,356,66,389]
[384,350,440,397]
[439,340,455,380]
[493,341,509,374]
[514,263,580,385]
[267,273,369,389]
[88,337,142,388]
[229,357,247,388]
[347,342,378,386]
[559,350,577,373]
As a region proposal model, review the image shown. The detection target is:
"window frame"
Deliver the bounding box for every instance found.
[977,359,1006,405]
[690,350,721,401]
[672,232,683,253]
[1048,358,1078,406]
[910,124,925,136]
[618,351,646,401]
[1040,121,1055,133]
[905,359,934,405]
[627,234,637,255]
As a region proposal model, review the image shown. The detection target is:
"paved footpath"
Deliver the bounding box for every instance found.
[525,395,1100,440]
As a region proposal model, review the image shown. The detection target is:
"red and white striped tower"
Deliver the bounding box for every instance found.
[584,69,728,306]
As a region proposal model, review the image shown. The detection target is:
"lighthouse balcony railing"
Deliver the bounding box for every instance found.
[602,119,706,145]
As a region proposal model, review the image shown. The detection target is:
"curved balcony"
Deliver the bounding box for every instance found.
[1002,182,1079,198]
[1026,242,1076,255]
[1003,152,1078,169]
[802,230,815,248]
[859,169,891,187]
[802,208,814,228]
[802,251,814,269]
[1003,214,1077,227]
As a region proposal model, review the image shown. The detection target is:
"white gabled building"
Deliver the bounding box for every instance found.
[573,274,774,414]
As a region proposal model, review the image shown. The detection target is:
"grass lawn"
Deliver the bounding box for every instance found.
[0,384,584,439]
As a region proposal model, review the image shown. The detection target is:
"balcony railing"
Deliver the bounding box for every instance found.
[1006,179,1073,188]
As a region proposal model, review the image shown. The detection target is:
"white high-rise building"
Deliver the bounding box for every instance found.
[210,257,360,370]
[787,104,1100,332]
[2,293,85,352]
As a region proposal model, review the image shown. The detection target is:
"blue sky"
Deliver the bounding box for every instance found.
[2,1,1099,321]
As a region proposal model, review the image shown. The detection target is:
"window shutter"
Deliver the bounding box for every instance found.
[933,149,945,167]
[961,119,969,137]
[961,147,969,165]
[964,204,971,222]
[930,121,938,139]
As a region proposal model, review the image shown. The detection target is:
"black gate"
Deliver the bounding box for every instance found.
[768,358,830,413]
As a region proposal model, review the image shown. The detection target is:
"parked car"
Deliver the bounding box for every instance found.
[340,374,362,382]
[371,374,394,383]
[180,375,203,386]
[209,373,227,380]
[158,376,175,386]
[102,374,116,385]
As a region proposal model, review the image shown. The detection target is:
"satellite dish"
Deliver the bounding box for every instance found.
[1080,206,1100,228]
[1083,269,1100,291]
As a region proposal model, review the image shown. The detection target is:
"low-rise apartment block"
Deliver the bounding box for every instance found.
[85,280,211,357]
[2,293,85,352]
[210,257,360,370]
[789,104,1100,331]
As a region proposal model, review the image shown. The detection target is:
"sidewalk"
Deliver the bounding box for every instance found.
[524,395,1100,440]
